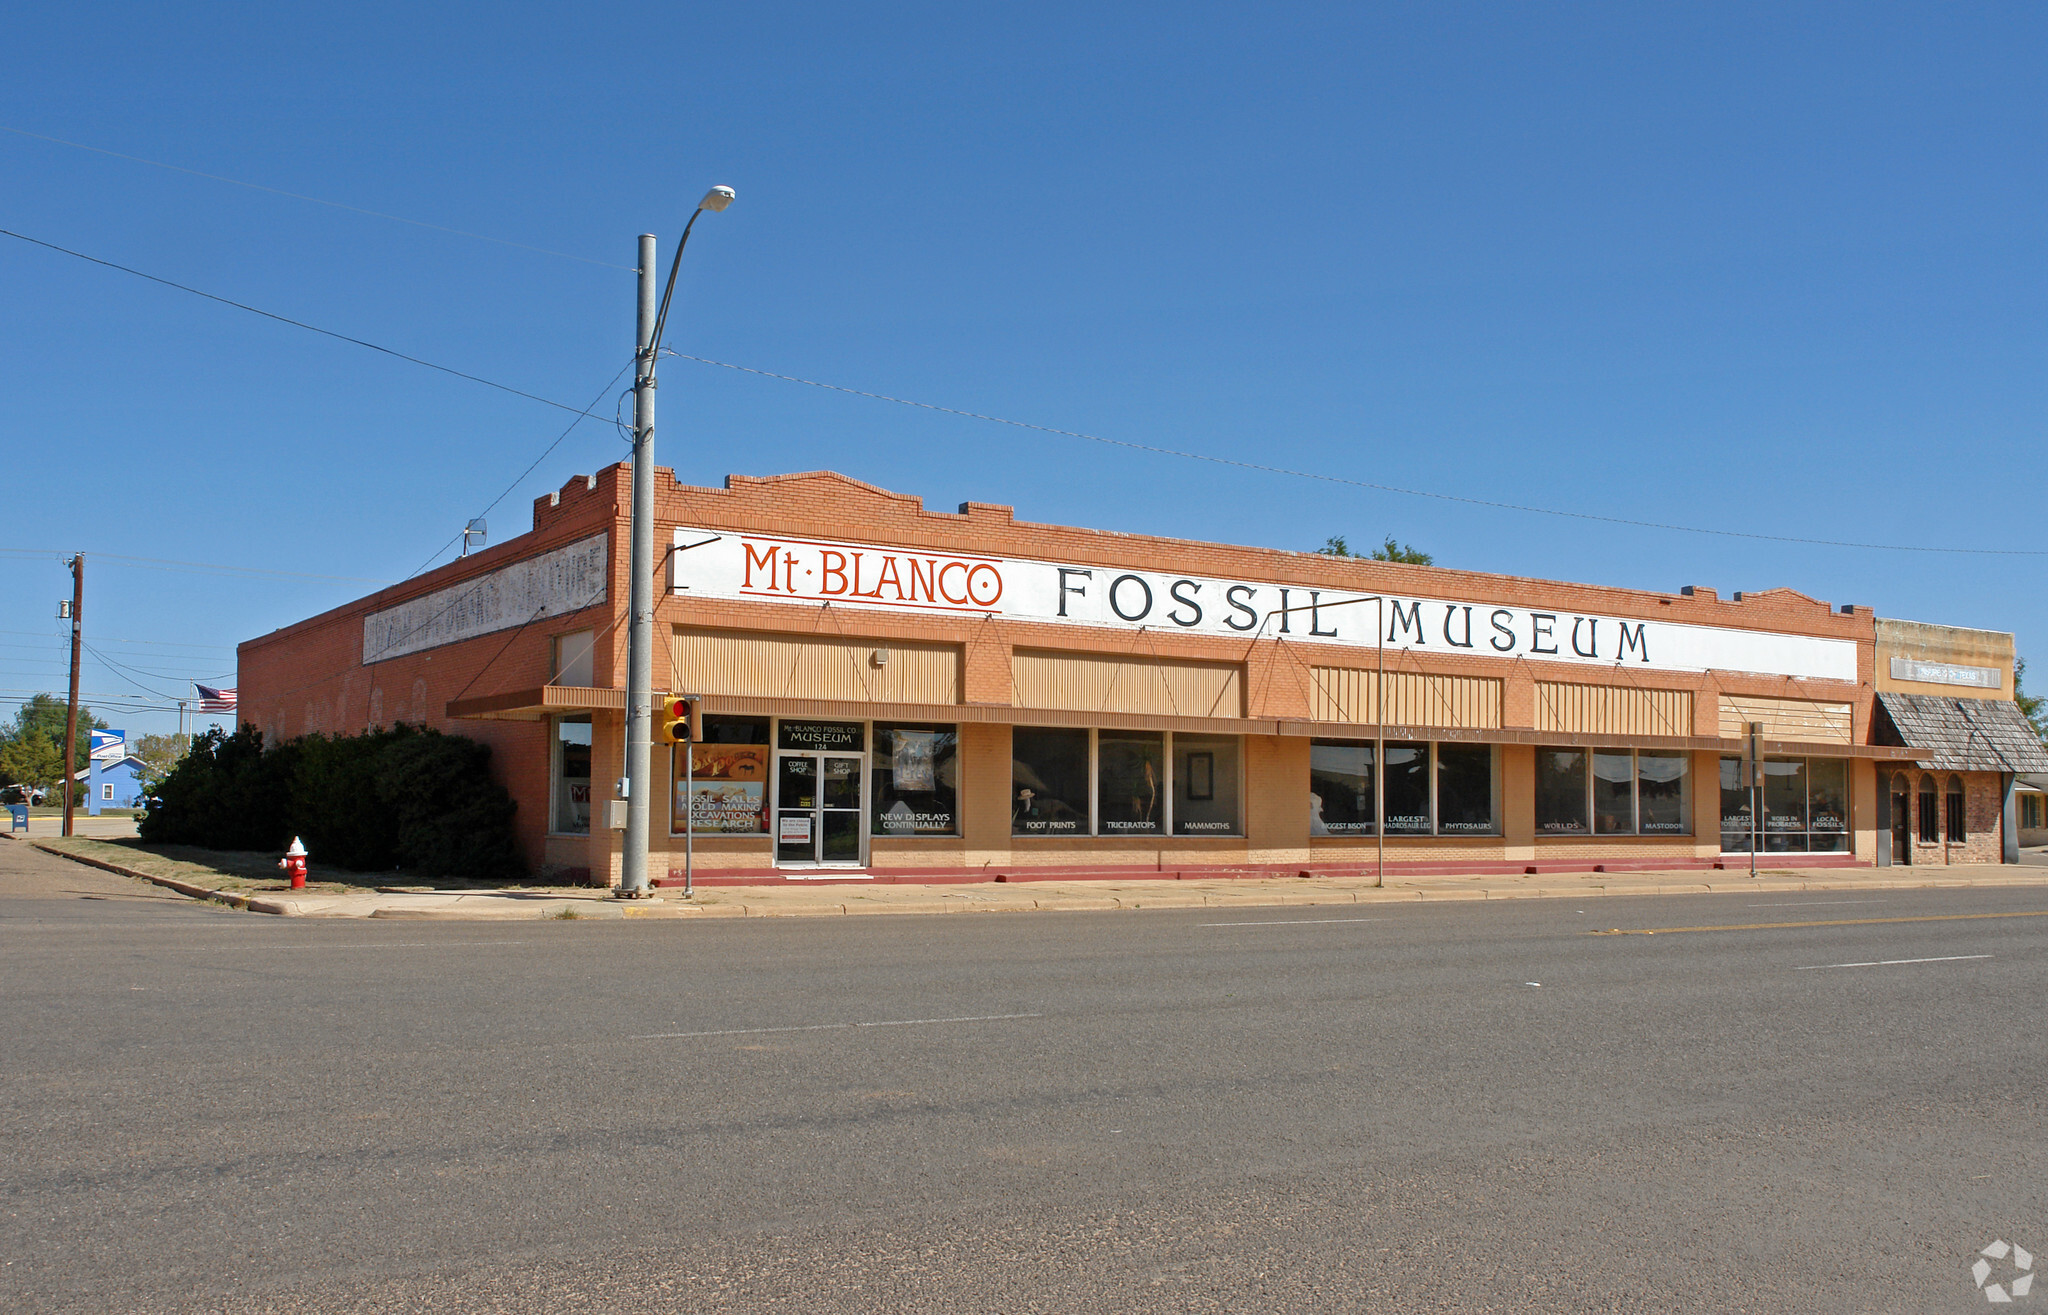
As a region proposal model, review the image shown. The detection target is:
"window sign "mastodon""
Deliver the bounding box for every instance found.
[671,526,1857,682]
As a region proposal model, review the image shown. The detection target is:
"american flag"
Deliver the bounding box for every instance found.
[195,684,237,714]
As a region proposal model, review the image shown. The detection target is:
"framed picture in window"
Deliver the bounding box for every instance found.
[1186,751,1214,801]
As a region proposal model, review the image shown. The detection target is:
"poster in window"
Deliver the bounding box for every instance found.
[674,744,769,834]
[892,730,937,792]
[1185,751,1214,801]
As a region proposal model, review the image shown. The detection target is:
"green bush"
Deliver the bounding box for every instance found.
[140,725,289,851]
[141,723,525,881]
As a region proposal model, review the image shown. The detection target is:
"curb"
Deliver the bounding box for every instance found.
[25,838,2048,921]
[31,841,292,914]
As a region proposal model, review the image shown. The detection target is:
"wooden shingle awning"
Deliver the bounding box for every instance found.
[451,687,1923,762]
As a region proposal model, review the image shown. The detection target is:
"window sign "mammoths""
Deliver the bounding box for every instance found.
[672,527,1856,681]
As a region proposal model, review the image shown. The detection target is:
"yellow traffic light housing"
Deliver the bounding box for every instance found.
[659,695,700,745]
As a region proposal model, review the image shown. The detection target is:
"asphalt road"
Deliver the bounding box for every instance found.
[4,841,2044,1313]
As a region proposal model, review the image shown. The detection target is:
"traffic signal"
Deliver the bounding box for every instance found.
[659,695,701,745]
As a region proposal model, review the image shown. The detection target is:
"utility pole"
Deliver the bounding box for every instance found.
[62,554,82,838]
[617,189,733,897]
[618,234,658,897]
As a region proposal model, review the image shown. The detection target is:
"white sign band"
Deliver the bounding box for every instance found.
[673,527,1857,682]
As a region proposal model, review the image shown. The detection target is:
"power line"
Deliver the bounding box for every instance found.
[82,646,232,685]
[671,353,2048,558]
[0,686,182,706]
[0,629,234,651]
[123,362,642,699]
[405,355,636,579]
[82,643,189,702]
[0,228,612,421]
[0,651,232,671]
[0,548,389,584]
[0,123,634,271]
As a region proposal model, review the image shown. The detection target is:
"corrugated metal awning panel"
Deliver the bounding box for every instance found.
[693,694,1921,759]
[448,686,1927,761]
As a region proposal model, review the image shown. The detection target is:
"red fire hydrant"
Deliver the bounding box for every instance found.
[278,836,308,890]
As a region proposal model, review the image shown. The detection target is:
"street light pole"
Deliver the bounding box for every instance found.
[617,188,734,899]
[619,234,659,896]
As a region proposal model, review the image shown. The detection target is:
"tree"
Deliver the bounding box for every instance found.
[1370,537,1433,565]
[2019,658,2047,743]
[132,732,192,786]
[0,694,108,782]
[0,729,64,792]
[1314,534,1433,565]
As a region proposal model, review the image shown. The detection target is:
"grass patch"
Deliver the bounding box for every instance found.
[37,836,353,893]
[33,835,554,893]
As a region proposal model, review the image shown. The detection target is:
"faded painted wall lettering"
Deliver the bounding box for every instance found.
[363,534,608,664]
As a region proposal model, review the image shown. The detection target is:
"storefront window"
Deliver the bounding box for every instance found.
[673,715,770,835]
[1592,751,1635,835]
[1310,739,1497,837]
[1543,748,1690,838]
[1808,759,1849,851]
[1098,731,1165,835]
[1013,727,1090,836]
[1722,756,1848,853]
[1536,749,1589,835]
[1436,745,1495,834]
[1309,741,1374,836]
[1637,752,1690,834]
[551,715,592,835]
[872,724,959,837]
[1173,734,1240,836]
[1382,741,1432,835]
[1763,758,1808,851]
[1720,756,1754,851]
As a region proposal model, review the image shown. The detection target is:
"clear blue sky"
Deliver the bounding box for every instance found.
[2,2,2042,739]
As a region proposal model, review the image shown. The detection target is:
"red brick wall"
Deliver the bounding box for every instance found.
[237,464,1892,878]
[236,468,624,872]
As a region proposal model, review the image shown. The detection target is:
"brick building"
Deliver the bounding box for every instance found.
[1867,619,2048,865]
[236,466,2046,885]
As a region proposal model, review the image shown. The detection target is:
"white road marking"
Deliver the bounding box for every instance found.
[1201,918,1386,927]
[636,1012,1042,1040]
[1746,900,1888,908]
[1793,954,1991,971]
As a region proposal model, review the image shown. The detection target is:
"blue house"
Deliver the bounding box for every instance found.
[84,730,148,815]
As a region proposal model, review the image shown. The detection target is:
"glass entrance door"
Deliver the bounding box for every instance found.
[775,753,866,867]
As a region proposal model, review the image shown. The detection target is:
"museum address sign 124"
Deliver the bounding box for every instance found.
[672,526,1857,682]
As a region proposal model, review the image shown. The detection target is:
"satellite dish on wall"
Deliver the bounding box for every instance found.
[461,518,488,557]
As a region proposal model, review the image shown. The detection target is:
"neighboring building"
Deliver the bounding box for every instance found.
[81,729,148,815]
[1864,619,2048,864]
[238,466,2046,886]
[2018,775,2048,849]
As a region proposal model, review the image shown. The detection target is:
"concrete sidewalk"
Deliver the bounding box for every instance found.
[27,837,2048,920]
[5,814,142,841]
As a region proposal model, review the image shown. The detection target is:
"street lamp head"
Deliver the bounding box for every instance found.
[699,185,735,213]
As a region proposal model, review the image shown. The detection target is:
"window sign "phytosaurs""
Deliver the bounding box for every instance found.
[672,527,1856,682]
